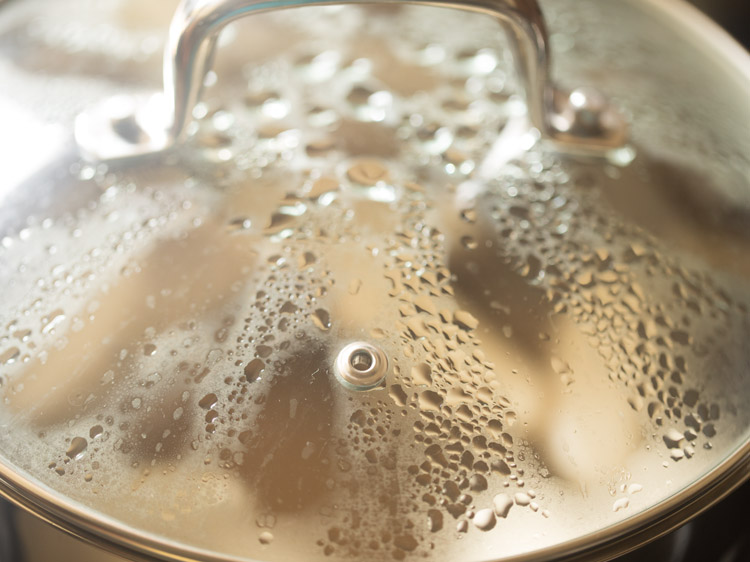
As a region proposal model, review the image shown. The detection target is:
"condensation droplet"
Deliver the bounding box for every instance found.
[0,347,20,365]
[394,534,418,552]
[244,358,265,381]
[613,497,630,512]
[493,493,513,518]
[347,160,389,186]
[418,390,443,411]
[41,309,65,334]
[514,492,531,506]
[473,508,496,531]
[258,531,274,545]
[66,437,88,460]
[411,363,432,386]
[427,509,443,532]
[199,393,218,410]
[454,310,478,330]
[628,483,643,495]
[311,308,331,331]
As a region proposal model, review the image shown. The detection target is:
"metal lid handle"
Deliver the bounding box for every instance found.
[75,0,627,159]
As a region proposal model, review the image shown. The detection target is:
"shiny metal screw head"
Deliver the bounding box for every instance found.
[334,342,388,391]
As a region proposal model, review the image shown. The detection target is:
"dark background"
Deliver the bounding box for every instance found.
[689,0,750,48]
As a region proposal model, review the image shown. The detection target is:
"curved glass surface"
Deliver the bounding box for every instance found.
[0,0,748,560]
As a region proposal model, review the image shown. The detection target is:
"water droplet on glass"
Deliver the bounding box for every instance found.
[628,483,643,495]
[66,437,88,460]
[612,497,630,512]
[473,508,496,531]
[454,310,478,330]
[411,363,432,386]
[393,534,418,552]
[389,384,408,406]
[418,390,443,411]
[514,492,531,506]
[258,531,274,545]
[41,309,65,334]
[459,208,477,223]
[311,309,331,331]
[347,160,389,186]
[199,393,218,410]
[493,493,513,518]
[469,474,488,492]
[228,217,252,231]
[427,509,443,532]
[262,98,290,119]
[0,347,20,365]
[244,358,265,382]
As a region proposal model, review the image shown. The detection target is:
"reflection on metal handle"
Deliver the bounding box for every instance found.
[166,0,551,142]
[75,0,627,160]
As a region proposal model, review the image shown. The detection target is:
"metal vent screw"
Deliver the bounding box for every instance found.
[334,342,388,391]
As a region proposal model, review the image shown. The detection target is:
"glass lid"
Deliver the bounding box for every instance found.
[0,0,748,560]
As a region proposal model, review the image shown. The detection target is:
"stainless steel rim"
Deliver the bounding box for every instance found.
[1,442,747,562]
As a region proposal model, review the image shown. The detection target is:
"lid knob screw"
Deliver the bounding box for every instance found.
[334,342,388,391]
